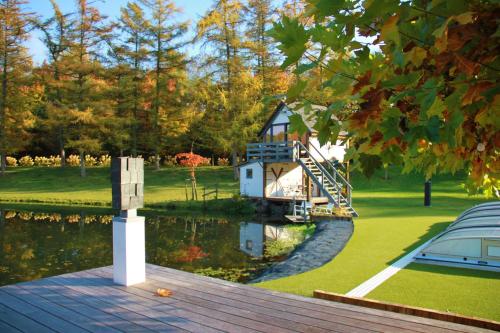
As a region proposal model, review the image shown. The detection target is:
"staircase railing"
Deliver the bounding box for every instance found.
[304,141,352,207]
[294,141,353,208]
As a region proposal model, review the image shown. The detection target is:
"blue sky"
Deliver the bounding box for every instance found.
[24,0,213,64]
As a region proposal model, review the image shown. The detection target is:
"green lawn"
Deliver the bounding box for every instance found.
[368,263,500,320]
[0,166,238,207]
[255,168,500,321]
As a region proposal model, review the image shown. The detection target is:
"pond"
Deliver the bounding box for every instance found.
[0,207,313,286]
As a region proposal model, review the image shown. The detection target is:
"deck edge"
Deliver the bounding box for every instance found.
[313,290,500,331]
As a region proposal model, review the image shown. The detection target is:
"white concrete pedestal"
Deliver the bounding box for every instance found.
[112,210,145,286]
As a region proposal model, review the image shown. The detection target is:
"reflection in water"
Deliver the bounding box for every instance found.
[239,222,311,259]
[0,208,287,286]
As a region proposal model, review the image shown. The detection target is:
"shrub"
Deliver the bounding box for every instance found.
[147,155,158,165]
[17,211,33,221]
[217,157,229,166]
[18,156,34,167]
[199,156,211,166]
[99,154,111,167]
[49,155,62,166]
[66,154,80,166]
[34,156,51,166]
[85,155,97,166]
[6,156,17,167]
[163,155,177,167]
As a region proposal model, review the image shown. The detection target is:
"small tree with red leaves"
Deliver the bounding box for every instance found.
[175,152,209,200]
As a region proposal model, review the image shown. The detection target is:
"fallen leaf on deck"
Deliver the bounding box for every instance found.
[155,288,173,297]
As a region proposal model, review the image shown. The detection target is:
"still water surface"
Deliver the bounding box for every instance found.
[0,207,298,286]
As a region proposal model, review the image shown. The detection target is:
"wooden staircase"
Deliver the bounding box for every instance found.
[294,141,358,217]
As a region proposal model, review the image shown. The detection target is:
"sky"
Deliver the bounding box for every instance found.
[24,0,214,64]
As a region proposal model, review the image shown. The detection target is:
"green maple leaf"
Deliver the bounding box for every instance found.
[288,114,309,136]
[425,116,441,142]
[268,17,309,68]
[359,153,383,178]
[427,97,446,118]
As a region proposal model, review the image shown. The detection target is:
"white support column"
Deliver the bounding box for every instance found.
[112,209,146,286]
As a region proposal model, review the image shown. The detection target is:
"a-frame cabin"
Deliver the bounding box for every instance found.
[239,102,358,217]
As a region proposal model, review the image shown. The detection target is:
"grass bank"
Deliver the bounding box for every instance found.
[255,167,500,321]
[0,166,252,214]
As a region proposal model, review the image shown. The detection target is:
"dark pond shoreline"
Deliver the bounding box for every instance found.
[0,205,297,286]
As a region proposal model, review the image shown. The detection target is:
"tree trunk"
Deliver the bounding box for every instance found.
[155,153,160,170]
[79,151,86,177]
[0,153,6,176]
[59,129,66,167]
[232,150,239,180]
[60,147,66,167]
[0,42,8,177]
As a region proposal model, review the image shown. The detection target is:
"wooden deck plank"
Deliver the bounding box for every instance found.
[147,264,488,333]
[75,269,293,333]
[0,303,54,333]
[0,289,89,333]
[53,272,223,333]
[127,268,401,333]
[0,318,23,333]
[95,268,369,333]
[19,278,153,333]
[91,267,331,333]
[141,266,432,333]
[39,275,186,333]
[1,284,121,333]
[0,264,495,333]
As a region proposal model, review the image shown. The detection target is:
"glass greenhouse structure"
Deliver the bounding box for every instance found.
[416,201,500,268]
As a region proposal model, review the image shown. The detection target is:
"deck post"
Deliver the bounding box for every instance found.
[111,157,146,286]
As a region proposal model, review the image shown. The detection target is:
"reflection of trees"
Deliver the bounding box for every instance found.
[0,208,272,285]
[0,209,112,286]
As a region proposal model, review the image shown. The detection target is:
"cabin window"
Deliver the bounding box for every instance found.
[272,124,286,142]
[264,128,272,143]
[263,123,306,143]
[246,168,253,179]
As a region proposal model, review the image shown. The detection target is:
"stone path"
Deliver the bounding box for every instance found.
[251,219,353,283]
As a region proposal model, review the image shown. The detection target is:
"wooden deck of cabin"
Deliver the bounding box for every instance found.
[0,264,492,333]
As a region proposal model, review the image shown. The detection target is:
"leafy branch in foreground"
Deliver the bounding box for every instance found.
[269,0,499,197]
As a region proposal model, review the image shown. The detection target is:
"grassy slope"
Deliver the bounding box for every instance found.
[255,167,500,321]
[0,166,238,206]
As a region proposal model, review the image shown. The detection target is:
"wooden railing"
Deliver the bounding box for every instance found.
[246,141,295,162]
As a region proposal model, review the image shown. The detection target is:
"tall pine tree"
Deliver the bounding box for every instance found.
[65,0,112,177]
[0,0,35,175]
[140,0,188,170]
[34,0,73,166]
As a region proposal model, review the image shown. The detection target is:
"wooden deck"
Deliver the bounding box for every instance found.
[0,264,493,333]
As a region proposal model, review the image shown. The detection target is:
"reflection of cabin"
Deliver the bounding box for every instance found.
[239,102,357,217]
[239,222,298,258]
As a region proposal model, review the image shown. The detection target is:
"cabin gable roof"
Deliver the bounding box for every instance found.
[258,101,347,138]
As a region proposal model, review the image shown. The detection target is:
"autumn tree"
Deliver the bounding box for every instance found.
[0,0,35,175]
[34,0,73,166]
[140,0,188,170]
[65,0,112,177]
[271,0,499,197]
[110,1,151,156]
[197,0,254,178]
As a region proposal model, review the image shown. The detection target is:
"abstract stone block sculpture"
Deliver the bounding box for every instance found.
[111,157,145,286]
[111,157,144,210]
